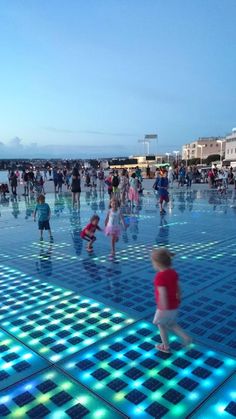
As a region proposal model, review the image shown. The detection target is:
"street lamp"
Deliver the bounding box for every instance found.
[165,152,171,163]
[173,150,180,164]
[217,139,225,165]
[197,144,205,165]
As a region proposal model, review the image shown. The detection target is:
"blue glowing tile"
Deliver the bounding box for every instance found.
[162,389,184,405]
[0,368,124,418]
[0,264,73,322]
[60,320,236,418]
[191,374,236,418]
[0,329,48,391]
[145,401,169,418]
[179,292,236,356]
[1,295,134,362]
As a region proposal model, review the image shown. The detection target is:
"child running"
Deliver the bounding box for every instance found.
[80,215,101,252]
[34,194,53,241]
[152,248,191,353]
[105,198,125,257]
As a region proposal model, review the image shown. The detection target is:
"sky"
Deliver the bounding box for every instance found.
[0,0,236,158]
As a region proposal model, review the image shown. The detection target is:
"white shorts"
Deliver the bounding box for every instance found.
[153,309,178,326]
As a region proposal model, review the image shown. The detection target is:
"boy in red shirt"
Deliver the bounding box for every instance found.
[152,248,191,353]
[80,215,102,252]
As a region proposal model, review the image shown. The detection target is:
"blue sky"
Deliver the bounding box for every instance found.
[0,0,236,157]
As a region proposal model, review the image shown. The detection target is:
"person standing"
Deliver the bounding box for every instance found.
[159,171,169,215]
[57,170,64,194]
[34,194,53,241]
[71,170,81,208]
[97,168,105,192]
[53,168,58,193]
[9,171,17,195]
[186,167,193,188]
[178,165,186,187]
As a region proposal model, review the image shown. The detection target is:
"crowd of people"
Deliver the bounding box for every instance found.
[1,163,236,354]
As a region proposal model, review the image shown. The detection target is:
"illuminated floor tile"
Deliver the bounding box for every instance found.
[191,374,236,418]
[0,368,125,418]
[0,265,72,322]
[81,259,234,317]
[0,329,48,391]
[1,295,134,362]
[179,293,236,356]
[60,321,235,418]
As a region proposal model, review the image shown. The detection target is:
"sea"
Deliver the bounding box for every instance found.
[0,171,9,183]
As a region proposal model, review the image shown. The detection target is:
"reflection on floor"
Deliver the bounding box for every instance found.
[0,189,235,417]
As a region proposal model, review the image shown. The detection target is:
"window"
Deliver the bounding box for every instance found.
[216,143,218,147]
[235,148,236,153]
[227,149,229,154]
[210,144,213,147]
[231,149,233,154]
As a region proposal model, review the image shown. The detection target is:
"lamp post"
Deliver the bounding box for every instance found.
[217,140,225,166]
[197,145,205,165]
[173,150,179,165]
[165,152,170,163]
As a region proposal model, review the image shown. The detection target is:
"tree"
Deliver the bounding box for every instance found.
[188,158,200,165]
[205,154,220,165]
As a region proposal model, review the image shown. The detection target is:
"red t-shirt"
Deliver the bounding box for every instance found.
[154,269,180,310]
[81,223,97,238]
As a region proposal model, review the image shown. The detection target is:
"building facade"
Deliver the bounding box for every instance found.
[225,129,236,163]
[182,137,225,161]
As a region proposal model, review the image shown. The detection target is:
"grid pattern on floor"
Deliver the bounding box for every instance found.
[179,293,236,356]
[0,368,125,418]
[0,265,72,322]
[79,258,234,317]
[190,374,236,418]
[60,321,236,418]
[0,329,48,391]
[1,295,134,362]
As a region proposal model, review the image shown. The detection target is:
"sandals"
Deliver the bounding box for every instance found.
[156,344,171,353]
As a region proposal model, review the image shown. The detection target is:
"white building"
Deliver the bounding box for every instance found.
[182,137,225,162]
[225,128,236,165]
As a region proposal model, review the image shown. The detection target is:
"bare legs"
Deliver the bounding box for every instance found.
[111,235,118,256]
[158,322,191,350]
[72,192,80,209]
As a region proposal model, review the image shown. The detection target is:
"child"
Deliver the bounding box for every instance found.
[80,215,101,252]
[34,195,53,241]
[105,172,113,197]
[112,171,120,196]
[129,173,139,206]
[159,171,169,215]
[105,198,125,257]
[152,248,191,353]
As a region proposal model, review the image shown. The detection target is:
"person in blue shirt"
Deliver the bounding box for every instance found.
[159,171,169,215]
[34,194,53,241]
[178,165,186,187]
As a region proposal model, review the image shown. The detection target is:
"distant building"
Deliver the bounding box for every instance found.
[182,137,225,161]
[225,128,236,165]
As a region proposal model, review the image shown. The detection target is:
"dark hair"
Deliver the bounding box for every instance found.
[37,194,45,203]
[131,173,136,178]
[90,214,100,223]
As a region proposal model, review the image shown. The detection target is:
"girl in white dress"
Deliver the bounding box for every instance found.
[105,198,125,257]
